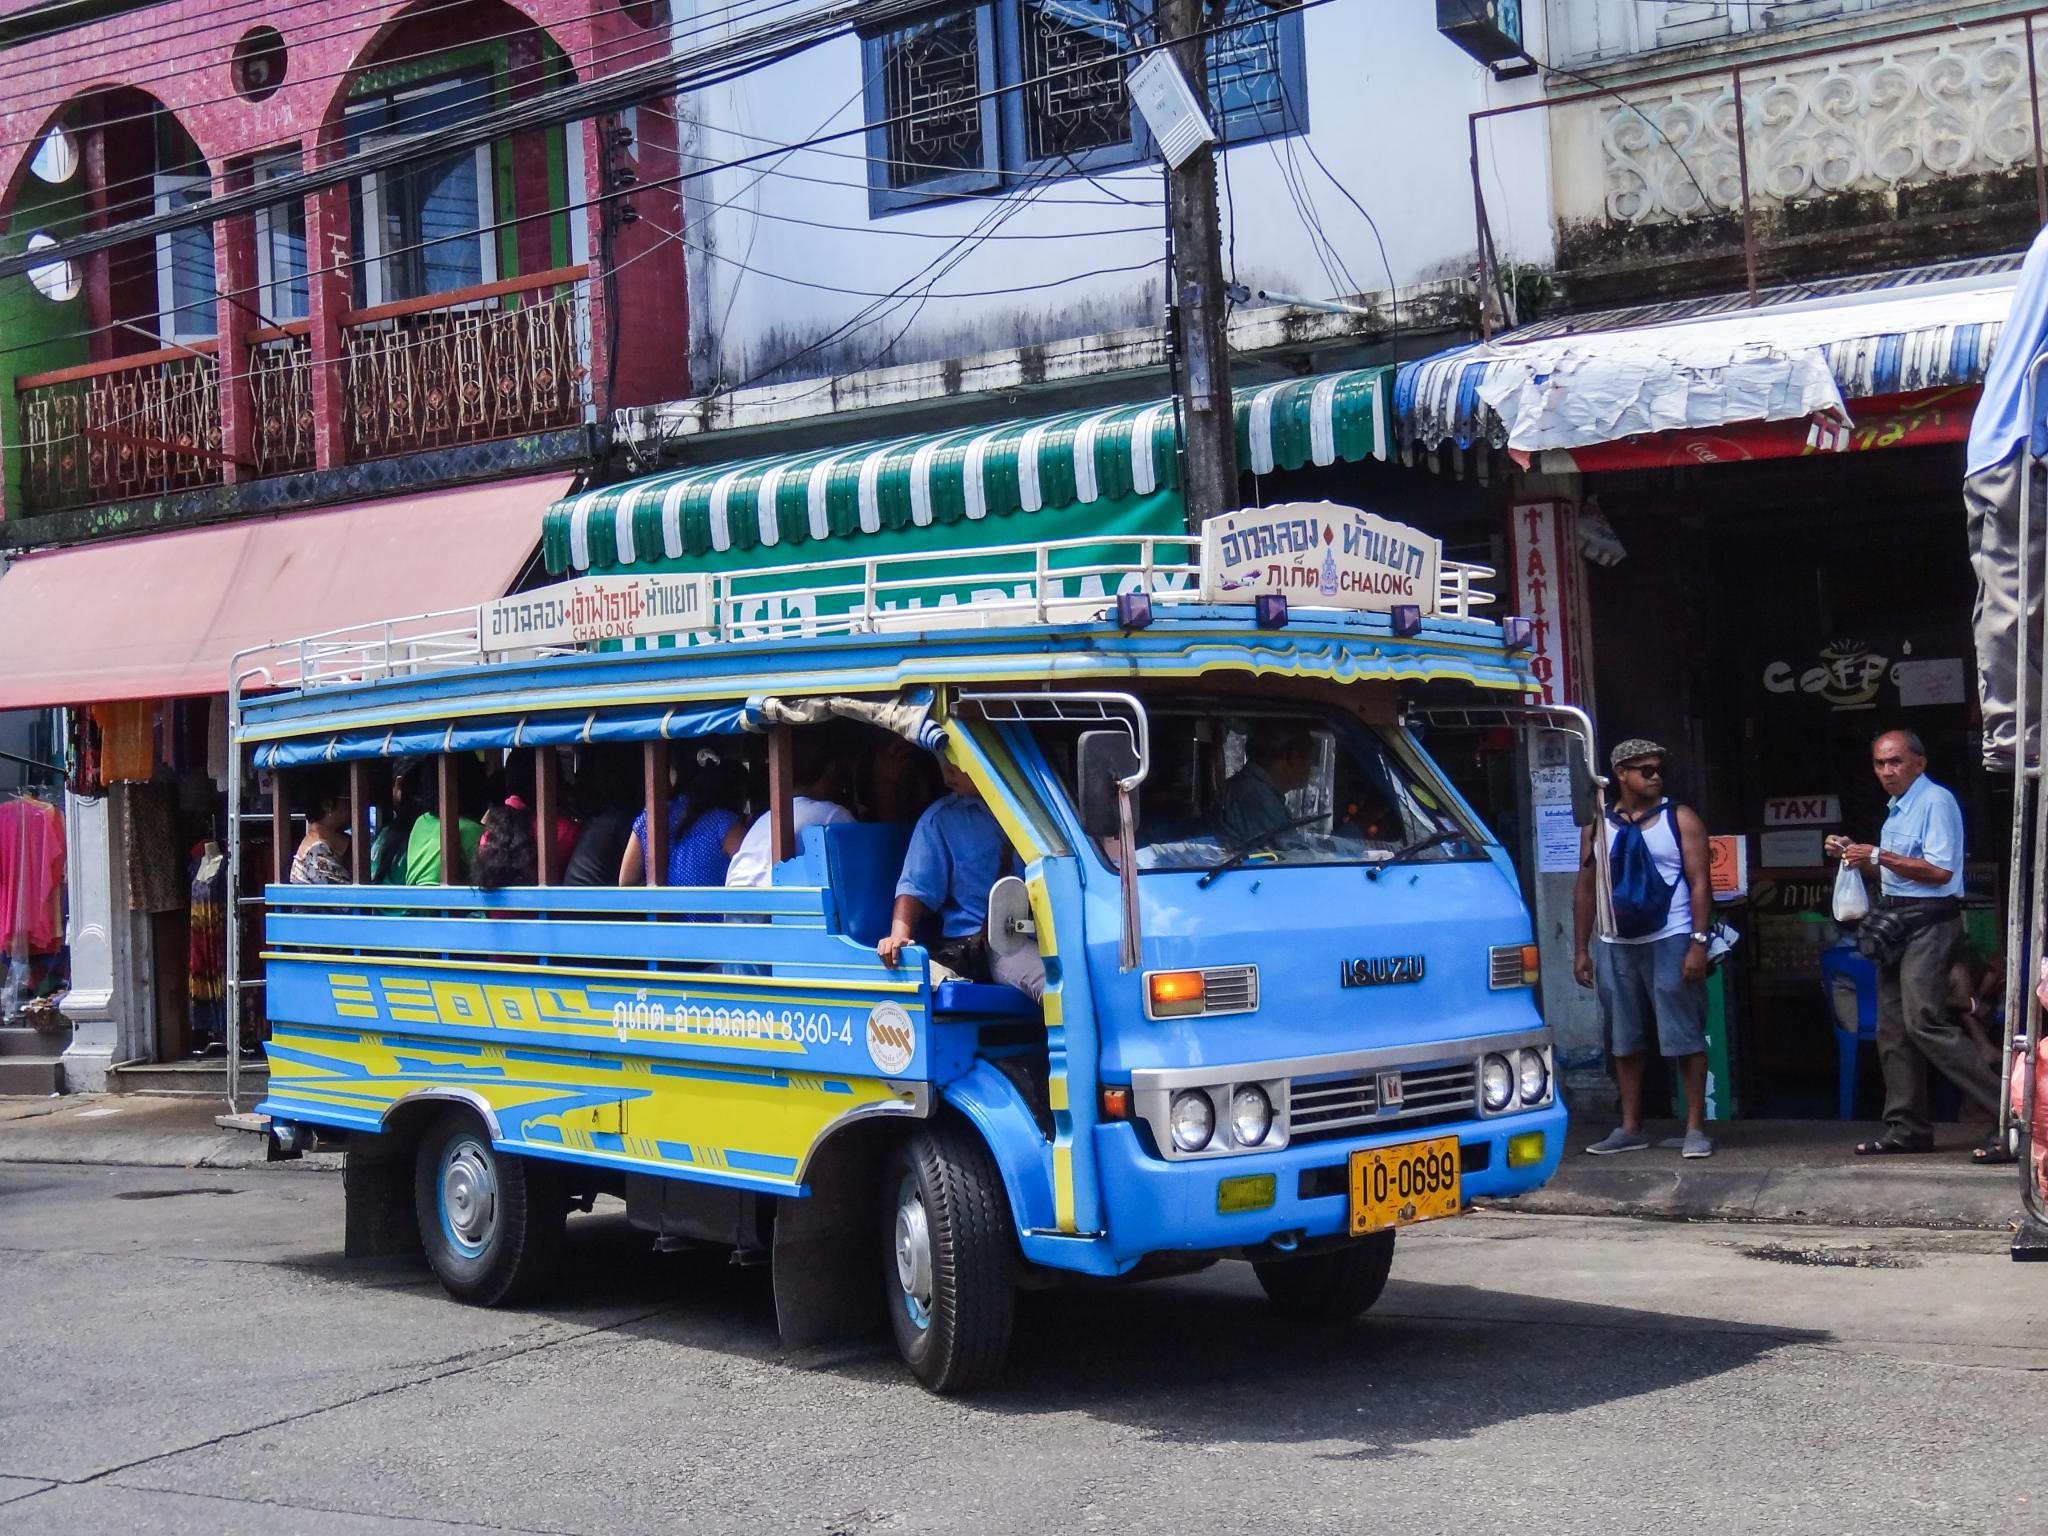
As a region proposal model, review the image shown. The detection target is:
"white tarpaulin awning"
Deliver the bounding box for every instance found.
[1394,264,2018,455]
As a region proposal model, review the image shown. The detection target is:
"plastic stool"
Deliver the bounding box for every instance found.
[1820,942,1878,1121]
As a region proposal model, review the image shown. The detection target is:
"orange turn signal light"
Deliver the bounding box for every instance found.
[1520,944,1540,987]
[1147,970,1205,1018]
[1100,1086,1133,1120]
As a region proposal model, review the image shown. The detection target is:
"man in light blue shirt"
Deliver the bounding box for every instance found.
[878,760,1044,998]
[1832,730,1999,1157]
[1966,222,2048,771]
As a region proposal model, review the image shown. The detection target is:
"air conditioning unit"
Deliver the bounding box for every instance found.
[1437,0,1524,66]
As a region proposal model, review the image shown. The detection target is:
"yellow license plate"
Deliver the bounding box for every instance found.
[1348,1134,1462,1235]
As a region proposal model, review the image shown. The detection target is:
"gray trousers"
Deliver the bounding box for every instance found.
[1965,445,2044,771]
[1875,915,2001,1139]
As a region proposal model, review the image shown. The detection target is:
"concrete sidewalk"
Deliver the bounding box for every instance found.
[0,1095,2028,1230]
[0,1094,341,1171]
[1499,1114,2025,1231]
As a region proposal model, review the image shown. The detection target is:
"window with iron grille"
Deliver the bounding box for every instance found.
[862,1,1306,213]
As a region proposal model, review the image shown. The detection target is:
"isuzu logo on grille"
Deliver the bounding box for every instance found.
[1341,955,1425,988]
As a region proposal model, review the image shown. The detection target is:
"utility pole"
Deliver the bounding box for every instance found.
[1156,0,1239,532]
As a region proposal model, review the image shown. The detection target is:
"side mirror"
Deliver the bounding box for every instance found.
[1076,730,1139,842]
[1572,747,1605,828]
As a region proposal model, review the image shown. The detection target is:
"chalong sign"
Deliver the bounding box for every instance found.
[1199,502,1441,614]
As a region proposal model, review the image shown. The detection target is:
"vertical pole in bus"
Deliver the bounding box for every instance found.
[348,761,372,884]
[768,726,795,865]
[642,740,668,885]
[271,769,292,886]
[534,747,561,886]
[437,754,461,884]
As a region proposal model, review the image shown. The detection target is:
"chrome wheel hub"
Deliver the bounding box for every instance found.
[441,1141,498,1252]
[893,1178,934,1325]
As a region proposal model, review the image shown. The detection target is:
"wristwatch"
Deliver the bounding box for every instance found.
[1868,846,1882,869]
[1689,930,1710,944]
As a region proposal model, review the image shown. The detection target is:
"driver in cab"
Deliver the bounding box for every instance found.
[1217,727,1316,849]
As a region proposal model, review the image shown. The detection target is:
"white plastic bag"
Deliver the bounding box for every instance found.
[1832,860,1870,923]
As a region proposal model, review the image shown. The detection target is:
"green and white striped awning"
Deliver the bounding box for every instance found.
[543,366,1392,575]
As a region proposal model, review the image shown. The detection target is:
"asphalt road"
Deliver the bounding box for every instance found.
[0,1162,2041,1535]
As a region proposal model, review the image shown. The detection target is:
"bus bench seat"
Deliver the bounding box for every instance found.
[932,980,1039,1019]
[785,820,915,947]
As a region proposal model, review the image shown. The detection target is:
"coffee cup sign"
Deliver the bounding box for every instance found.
[1761,640,1889,710]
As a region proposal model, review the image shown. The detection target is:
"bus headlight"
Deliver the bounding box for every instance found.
[1170,1090,1216,1152]
[1480,1054,1515,1112]
[1518,1048,1551,1105]
[1229,1085,1272,1147]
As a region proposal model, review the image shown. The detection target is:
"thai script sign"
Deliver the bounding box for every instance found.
[1198,502,1441,613]
[481,573,710,650]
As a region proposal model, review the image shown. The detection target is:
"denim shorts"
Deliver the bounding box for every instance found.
[1595,933,1708,1058]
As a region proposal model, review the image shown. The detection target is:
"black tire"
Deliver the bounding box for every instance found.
[1252,1231,1396,1322]
[882,1124,1016,1393]
[413,1109,563,1307]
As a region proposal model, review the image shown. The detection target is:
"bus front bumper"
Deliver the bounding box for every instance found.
[1090,1102,1567,1263]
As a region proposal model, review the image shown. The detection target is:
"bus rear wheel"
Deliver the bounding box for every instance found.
[1252,1231,1396,1322]
[882,1126,1015,1393]
[414,1109,563,1307]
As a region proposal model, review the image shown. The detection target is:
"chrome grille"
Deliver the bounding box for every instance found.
[1288,1060,1478,1143]
[1489,945,1529,989]
[1200,965,1258,1015]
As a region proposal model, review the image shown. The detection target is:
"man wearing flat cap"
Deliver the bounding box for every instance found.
[1572,738,1715,1158]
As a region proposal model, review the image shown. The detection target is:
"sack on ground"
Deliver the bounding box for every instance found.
[1832,862,1870,923]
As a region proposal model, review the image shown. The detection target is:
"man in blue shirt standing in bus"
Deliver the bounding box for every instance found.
[878,759,1045,999]
[1832,729,2003,1159]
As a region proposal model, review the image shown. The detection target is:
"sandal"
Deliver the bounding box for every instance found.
[1855,1134,1935,1155]
[1972,1132,2017,1166]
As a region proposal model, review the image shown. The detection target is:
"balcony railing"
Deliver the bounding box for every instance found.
[16,344,224,514]
[1471,5,2048,323]
[248,325,314,479]
[339,264,589,464]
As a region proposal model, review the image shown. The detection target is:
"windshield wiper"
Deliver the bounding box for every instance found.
[1365,827,1468,879]
[1195,811,1330,889]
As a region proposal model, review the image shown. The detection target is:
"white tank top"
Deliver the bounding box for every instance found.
[1601,801,1691,946]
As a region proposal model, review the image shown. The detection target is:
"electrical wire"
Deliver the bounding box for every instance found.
[0,0,798,158]
[0,0,803,234]
[0,0,1338,281]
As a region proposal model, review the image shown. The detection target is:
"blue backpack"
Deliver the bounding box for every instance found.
[1608,802,1680,939]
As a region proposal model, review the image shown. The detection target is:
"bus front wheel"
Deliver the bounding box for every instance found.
[414,1109,563,1307]
[882,1126,1015,1393]
[1252,1231,1396,1322]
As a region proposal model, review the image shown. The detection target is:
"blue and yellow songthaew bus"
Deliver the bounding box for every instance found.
[229,505,1588,1392]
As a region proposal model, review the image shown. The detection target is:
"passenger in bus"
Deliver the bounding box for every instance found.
[289,770,352,886]
[369,760,429,884]
[403,754,487,885]
[563,748,639,886]
[620,756,751,886]
[472,799,539,891]
[1216,727,1316,848]
[503,751,579,876]
[724,736,852,888]
[877,758,1045,1000]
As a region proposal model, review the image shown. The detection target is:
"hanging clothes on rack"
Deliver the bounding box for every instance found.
[95,701,156,784]
[0,792,65,957]
[188,842,227,1052]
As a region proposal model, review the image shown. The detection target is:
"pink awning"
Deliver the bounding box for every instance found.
[0,475,569,709]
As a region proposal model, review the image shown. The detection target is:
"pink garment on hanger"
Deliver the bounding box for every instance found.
[0,798,64,954]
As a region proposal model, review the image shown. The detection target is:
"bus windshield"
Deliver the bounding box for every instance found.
[1027,698,1485,874]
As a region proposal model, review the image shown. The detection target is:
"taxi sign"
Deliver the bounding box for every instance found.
[1199,501,1441,615]
[480,573,711,651]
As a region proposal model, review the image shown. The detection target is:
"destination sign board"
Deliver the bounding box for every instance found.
[480,573,711,651]
[1198,502,1441,614]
